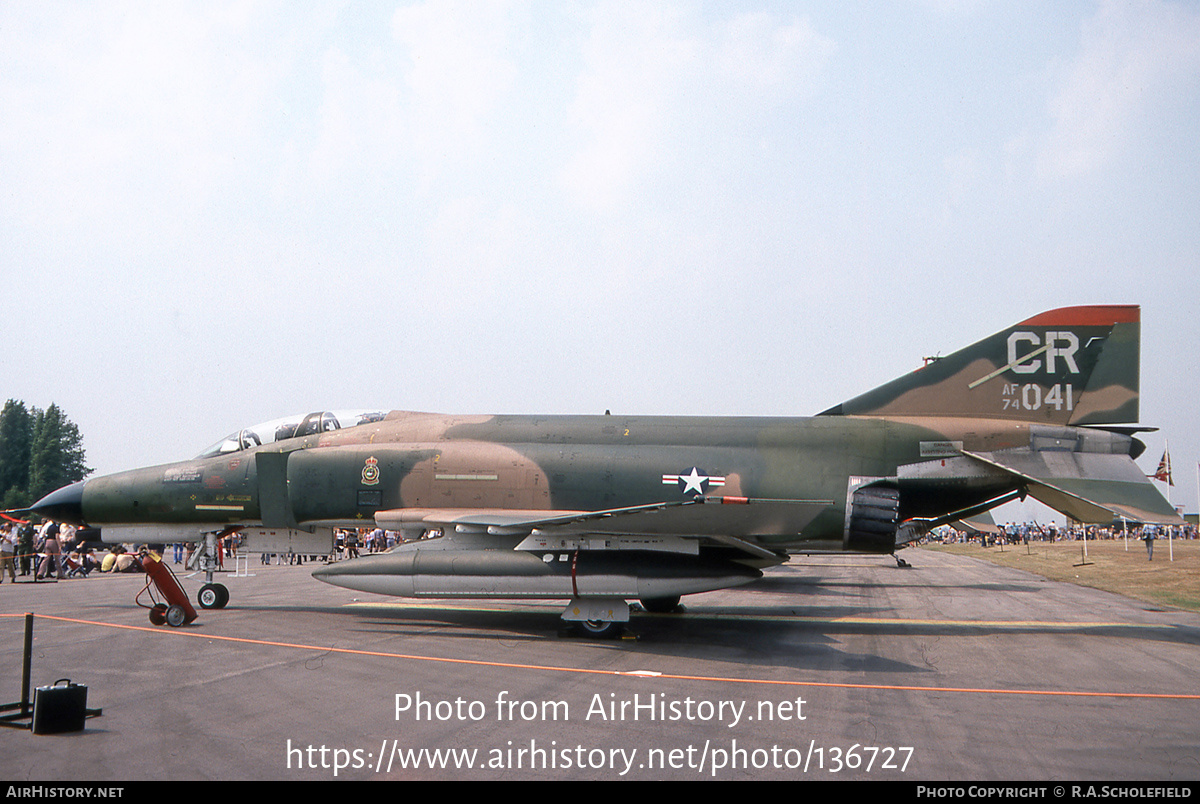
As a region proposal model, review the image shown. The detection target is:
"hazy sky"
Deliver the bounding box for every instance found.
[3,1,1197,515]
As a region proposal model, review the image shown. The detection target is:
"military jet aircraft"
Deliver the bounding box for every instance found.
[28,305,1179,637]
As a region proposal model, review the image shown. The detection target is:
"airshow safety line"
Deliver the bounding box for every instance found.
[7,613,1200,702]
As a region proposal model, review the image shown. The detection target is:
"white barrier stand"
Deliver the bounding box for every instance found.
[233,553,254,578]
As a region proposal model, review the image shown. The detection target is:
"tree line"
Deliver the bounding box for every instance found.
[0,400,90,510]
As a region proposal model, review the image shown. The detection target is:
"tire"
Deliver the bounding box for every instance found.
[574,619,624,639]
[149,604,167,626]
[198,583,229,609]
[165,605,187,627]
[198,584,220,609]
[639,595,680,613]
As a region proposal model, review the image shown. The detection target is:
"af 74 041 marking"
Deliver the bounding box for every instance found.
[1001,383,1074,412]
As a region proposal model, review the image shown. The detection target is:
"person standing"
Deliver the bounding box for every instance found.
[36,521,64,580]
[17,522,33,575]
[0,524,16,582]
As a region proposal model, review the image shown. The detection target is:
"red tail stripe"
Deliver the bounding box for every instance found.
[1019,305,1139,327]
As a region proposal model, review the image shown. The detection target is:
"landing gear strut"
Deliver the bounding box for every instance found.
[192,528,236,608]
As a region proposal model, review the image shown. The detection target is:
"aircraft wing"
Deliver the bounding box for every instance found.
[374,497,833,563]
[961,450,1182,525]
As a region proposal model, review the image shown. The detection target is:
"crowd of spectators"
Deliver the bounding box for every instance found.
[0,518,150,581]
[260,526,418,565]
[933,520,1196,546]
[5,514,1193,583]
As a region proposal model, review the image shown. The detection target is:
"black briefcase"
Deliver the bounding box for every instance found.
[32,679,88,734]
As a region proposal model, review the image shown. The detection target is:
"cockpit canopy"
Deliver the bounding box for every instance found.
[197,410,386,459]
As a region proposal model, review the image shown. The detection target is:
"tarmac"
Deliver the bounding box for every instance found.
[0,547,1197,781]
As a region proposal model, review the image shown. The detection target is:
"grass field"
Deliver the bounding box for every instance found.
[922,538,1200,613]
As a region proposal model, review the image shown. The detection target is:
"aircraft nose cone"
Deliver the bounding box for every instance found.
[30,480,86,524]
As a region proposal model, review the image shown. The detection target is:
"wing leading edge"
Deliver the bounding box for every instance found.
[374,496,833,563]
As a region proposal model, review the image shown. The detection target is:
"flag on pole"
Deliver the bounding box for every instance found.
[1151,450,1173,485]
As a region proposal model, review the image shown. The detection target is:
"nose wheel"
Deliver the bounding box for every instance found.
[197,583,229,609]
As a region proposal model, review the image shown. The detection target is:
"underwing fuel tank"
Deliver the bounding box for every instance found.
[312,539,761,600]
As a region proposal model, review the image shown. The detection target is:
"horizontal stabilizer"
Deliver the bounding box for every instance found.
[962,450,1181,525]
[953,511,1001,535]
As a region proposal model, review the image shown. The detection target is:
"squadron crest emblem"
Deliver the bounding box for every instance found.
[361,456,380,486]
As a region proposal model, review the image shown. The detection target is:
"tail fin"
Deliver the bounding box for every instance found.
[821,305,1140,425]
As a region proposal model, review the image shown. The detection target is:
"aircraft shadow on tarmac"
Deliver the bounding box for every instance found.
[287,593,1200,677]
[46,586,1198,682]
[740,572,1047,598]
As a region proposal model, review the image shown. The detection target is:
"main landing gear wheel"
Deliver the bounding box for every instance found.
[574,619,625,639]
[148,604,168,626]
[562,597,629,640]
[165,605,187,628]
[197,583,229,609]
[639,595,681,613]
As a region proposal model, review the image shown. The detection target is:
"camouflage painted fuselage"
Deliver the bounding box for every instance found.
[27,305,1178,619]
[70,409,1145,549]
